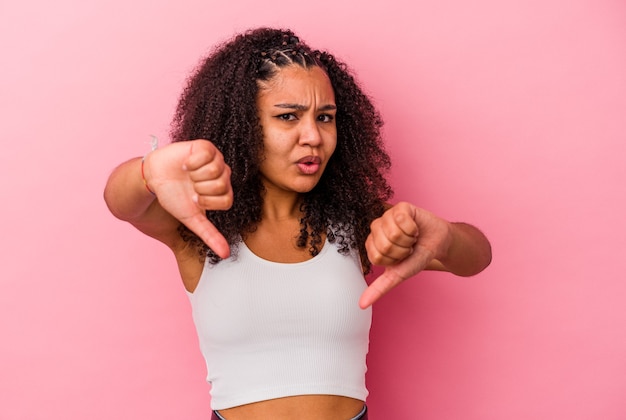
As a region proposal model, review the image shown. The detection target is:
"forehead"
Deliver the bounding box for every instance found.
[257,65,335,103]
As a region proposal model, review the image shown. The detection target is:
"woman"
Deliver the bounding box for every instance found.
[104,27,491,420]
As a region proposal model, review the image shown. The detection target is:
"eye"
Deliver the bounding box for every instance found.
[277,113,297,121]
[318,114,334,123]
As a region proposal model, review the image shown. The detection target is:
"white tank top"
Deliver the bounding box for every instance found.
[187,238,372,410]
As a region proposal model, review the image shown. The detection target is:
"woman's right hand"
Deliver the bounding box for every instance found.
[143,139,233,258]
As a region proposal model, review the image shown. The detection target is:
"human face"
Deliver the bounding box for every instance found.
[256,65,337,196]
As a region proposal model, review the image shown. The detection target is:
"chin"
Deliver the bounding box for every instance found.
[293,180,321,193]
[294,186,317,194]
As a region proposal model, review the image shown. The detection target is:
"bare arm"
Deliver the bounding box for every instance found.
[360,202,492,308]
[104,156,182,247]
[427,221,492,276]
[103,140,233,258]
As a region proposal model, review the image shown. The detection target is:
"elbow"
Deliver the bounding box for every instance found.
[465,240,492,277]
[480,236,493,272]
[103,182,131,222]
[103,185,123,221]
[446,223,493,277]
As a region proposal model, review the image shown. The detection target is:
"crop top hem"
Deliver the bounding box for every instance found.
[211,383,368,410]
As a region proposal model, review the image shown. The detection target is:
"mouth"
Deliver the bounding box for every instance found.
[296,156,322,175]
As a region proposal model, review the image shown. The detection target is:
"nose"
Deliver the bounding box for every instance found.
[298,117,322,147]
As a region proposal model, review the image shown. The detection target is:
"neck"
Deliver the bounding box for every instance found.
[261,187,304,222]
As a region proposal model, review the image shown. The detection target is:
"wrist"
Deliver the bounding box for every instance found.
[140,135,159,196]
[141,154,156,196]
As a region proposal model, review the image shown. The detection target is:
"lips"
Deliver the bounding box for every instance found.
[296,156,322,175]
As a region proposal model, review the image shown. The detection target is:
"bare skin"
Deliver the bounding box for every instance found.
[103,65,491,419]
[217,395,365,420]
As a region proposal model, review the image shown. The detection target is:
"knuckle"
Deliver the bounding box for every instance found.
[211,178,226,193]
[393,210,408,225]
[195,145,214,162]
[222,195,234,209]
[378,240,394,254]
[213,194,233,210]
[370,254,384,265]
[366,245,380,262]
[197,192,233,210]
[386,228,404,242]
[205,162,223,178]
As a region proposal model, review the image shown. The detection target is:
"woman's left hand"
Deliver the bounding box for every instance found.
[359,202,452,308]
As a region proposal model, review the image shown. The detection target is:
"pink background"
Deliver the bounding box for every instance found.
[1,0,625,418]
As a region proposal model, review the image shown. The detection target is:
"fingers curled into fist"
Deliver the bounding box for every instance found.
[366,202,419,266]
[183,141,233,211]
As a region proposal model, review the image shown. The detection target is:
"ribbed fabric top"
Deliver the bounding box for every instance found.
[187,239,372,410]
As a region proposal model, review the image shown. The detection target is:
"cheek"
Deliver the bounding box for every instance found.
[260,127,284,156]
[263,139,288,158]
[326,134,337,156]
[260,139,290,170]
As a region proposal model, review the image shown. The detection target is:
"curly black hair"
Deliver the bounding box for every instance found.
[170,27,393,273]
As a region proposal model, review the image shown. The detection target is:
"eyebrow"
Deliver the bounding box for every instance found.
[274,103,337,111]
